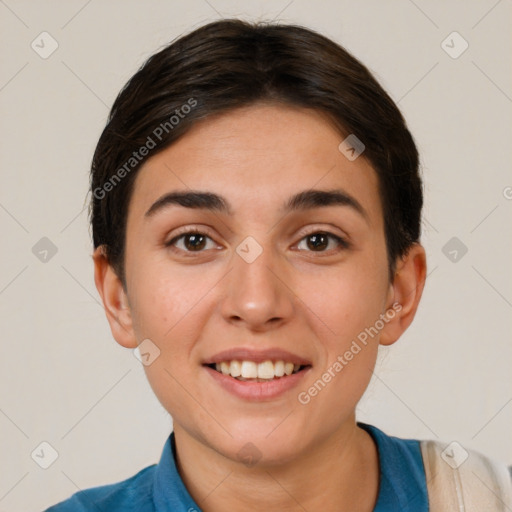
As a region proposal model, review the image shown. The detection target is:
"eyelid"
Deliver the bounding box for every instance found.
[294,232,350,253]
[295,224,350,244]
[165,225,218,246]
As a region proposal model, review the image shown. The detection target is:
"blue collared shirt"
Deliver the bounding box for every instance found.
[45,422,428,511]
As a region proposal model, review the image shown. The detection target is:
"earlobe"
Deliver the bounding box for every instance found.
[92,246,138,349]
[379,243,427,346]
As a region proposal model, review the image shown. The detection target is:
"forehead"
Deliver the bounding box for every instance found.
[127,104,382,226]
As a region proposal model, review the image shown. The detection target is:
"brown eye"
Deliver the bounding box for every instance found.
[306,233,329,251]
[182,233,207,251]
[166,231,217,253]
[297,232,349,253]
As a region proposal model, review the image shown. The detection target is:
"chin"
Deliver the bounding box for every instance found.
[215,421,307,468]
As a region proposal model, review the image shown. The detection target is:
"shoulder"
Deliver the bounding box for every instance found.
[44,464,157,512]
[359,421,425,475]
[358,422,429,510]
[359,422,512,511]
[420,439,512,510]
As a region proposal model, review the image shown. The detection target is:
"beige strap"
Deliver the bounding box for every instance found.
[420,439,512,511]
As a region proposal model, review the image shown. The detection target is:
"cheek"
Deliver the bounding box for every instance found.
[315,251,389,405]
[126,257,196,342]
[127,260,209,418]
[300,259,389,345]
[127,254,226,362]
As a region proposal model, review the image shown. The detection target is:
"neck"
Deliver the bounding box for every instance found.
[173,418,379,512]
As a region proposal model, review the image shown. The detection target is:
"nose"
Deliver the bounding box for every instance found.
[220,243,294,332]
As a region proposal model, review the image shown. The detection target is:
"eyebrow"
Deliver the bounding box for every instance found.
[145,188,369,222]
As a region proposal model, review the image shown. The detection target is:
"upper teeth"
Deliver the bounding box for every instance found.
[214,360,301,379]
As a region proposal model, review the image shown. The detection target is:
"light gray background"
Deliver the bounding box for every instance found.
[1,1,511,510]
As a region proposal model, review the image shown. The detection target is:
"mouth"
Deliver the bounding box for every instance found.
[202,348,312,400]
[205,360,311,382]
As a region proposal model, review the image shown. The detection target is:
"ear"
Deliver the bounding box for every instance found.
[379,243,427,346]
[92,246,138,349]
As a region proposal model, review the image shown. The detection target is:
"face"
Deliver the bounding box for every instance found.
[108,104,402,464]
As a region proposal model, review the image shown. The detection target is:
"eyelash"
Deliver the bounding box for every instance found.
[165,227,350,256]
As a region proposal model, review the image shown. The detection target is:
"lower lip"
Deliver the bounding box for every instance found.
[204,365,311,401]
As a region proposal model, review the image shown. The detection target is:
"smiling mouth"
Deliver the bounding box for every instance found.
[205,360,310,382]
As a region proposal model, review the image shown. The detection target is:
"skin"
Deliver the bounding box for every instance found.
[93,103,426,511]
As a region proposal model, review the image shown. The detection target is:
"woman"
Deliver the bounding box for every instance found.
[47,18,512,511]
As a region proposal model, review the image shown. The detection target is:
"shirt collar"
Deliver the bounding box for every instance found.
[357,421,428,511]
[152,432,202,511]
[153,424,427,511]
